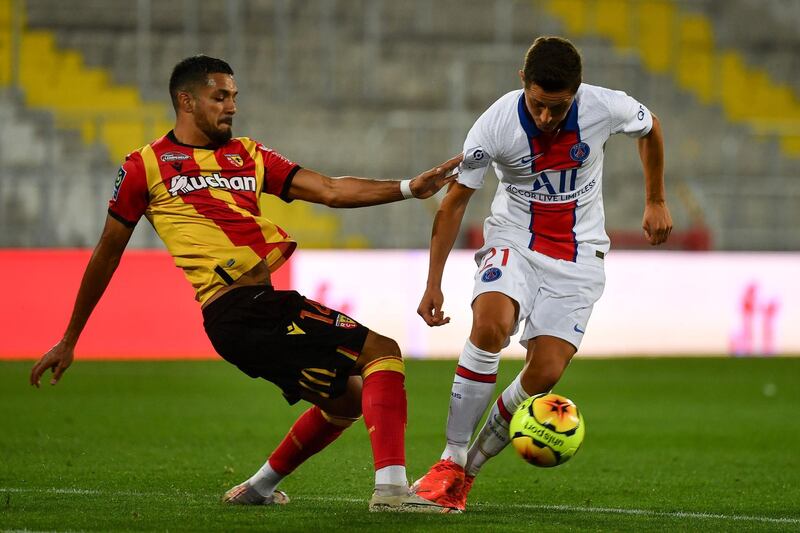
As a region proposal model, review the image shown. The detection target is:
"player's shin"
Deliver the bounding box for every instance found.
[442,340,500,466]
[361,356,408,494]
[464,372,530,476]
[251,406,355,496]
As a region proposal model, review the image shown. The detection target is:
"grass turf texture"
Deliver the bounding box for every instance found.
[1,358,799,532]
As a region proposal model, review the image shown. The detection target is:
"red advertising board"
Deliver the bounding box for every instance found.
[0,249,291,359]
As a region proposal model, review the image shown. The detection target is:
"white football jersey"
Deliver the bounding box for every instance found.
[458,83,652,264]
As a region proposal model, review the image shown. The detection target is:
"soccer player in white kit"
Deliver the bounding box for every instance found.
[413,36,673,511]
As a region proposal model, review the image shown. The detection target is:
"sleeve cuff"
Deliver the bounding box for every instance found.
[278,165,302,203]
[108,208,138,228]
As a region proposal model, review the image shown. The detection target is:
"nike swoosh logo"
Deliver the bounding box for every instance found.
[521,153,544,165]
[573,324,585,334]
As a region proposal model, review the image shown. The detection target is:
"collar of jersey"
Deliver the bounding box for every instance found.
[167,130,224,150]
[517,92,579,139]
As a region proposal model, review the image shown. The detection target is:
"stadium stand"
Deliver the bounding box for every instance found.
[1,0,798,250]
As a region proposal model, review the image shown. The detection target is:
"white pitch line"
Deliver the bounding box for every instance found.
[3,488,799,525]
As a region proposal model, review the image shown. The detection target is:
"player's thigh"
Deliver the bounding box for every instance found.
[471,245,537,345]
[207,288,370,405]
[279,295,372,403]
[523,260,604,351]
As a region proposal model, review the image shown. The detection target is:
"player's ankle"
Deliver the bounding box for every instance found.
[374,483,408,497]
[440,449,468,467]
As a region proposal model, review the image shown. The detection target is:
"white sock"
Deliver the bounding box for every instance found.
[247,459,284,497]
[440,340,500,467]
[465,373,530,476]
[374,465,408,495]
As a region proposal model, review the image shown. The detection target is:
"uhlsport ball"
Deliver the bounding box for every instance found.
[509,393,585,467]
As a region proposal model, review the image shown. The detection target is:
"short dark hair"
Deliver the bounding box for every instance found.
[522,36,582,93]
[168,55,234,110]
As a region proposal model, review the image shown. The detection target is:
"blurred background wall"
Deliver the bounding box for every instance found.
[1,0,798,252]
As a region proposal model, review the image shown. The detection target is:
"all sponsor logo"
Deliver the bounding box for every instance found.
[160,151,191,162]
[335,314,358,329]
[167,173,257,196]
[569,142,590,162]
[225,153,244,167]
[112,166,126,201]
[506,175,597,203]
[481,267,502,283]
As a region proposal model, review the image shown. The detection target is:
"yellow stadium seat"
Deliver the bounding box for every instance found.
[0,0,11,86]
[675,15,714,103]
[595,0,631,48]
[12,17,172,161]
[780,136,800,156]
[637,1,674,73]
[719,52,749,122]
[546,0,589,35]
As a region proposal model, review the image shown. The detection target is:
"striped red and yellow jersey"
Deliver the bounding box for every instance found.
[108,131,299,304]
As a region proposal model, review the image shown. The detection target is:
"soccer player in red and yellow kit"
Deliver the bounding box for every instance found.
[29,55,462,513]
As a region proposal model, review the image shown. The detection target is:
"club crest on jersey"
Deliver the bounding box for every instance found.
[112,167,126,201]
[335,314,358,329]
[160,151,191,162]
[225,153,244,167]
[569,142,590,162]
[481,267,502,283]
[167,173,256,196]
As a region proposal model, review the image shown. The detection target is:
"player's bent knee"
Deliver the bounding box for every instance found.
[356,331,405,378]
[361,331,402,360]
[470,321,509,352]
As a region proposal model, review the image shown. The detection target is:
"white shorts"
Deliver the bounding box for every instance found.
[471,242,605,350]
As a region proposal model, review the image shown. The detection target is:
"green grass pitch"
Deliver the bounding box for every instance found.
[1,357,799,532]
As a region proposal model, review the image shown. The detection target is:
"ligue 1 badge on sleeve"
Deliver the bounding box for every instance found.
[112,167,126,201]
[464,146,490,170]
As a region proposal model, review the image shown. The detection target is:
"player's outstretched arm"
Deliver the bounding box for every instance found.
[30,215,134,388]
[417,182,475,327]
[638,114,672,245]
[286,154,463,208]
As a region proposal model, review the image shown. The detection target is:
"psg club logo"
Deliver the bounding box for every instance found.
[569,142,590,162]
[481,267,502,283]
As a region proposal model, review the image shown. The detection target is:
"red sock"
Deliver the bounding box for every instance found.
[267,406,347,475]
[362,364,407,470]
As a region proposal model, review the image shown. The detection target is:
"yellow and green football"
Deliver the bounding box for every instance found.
[509,393,585,467]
